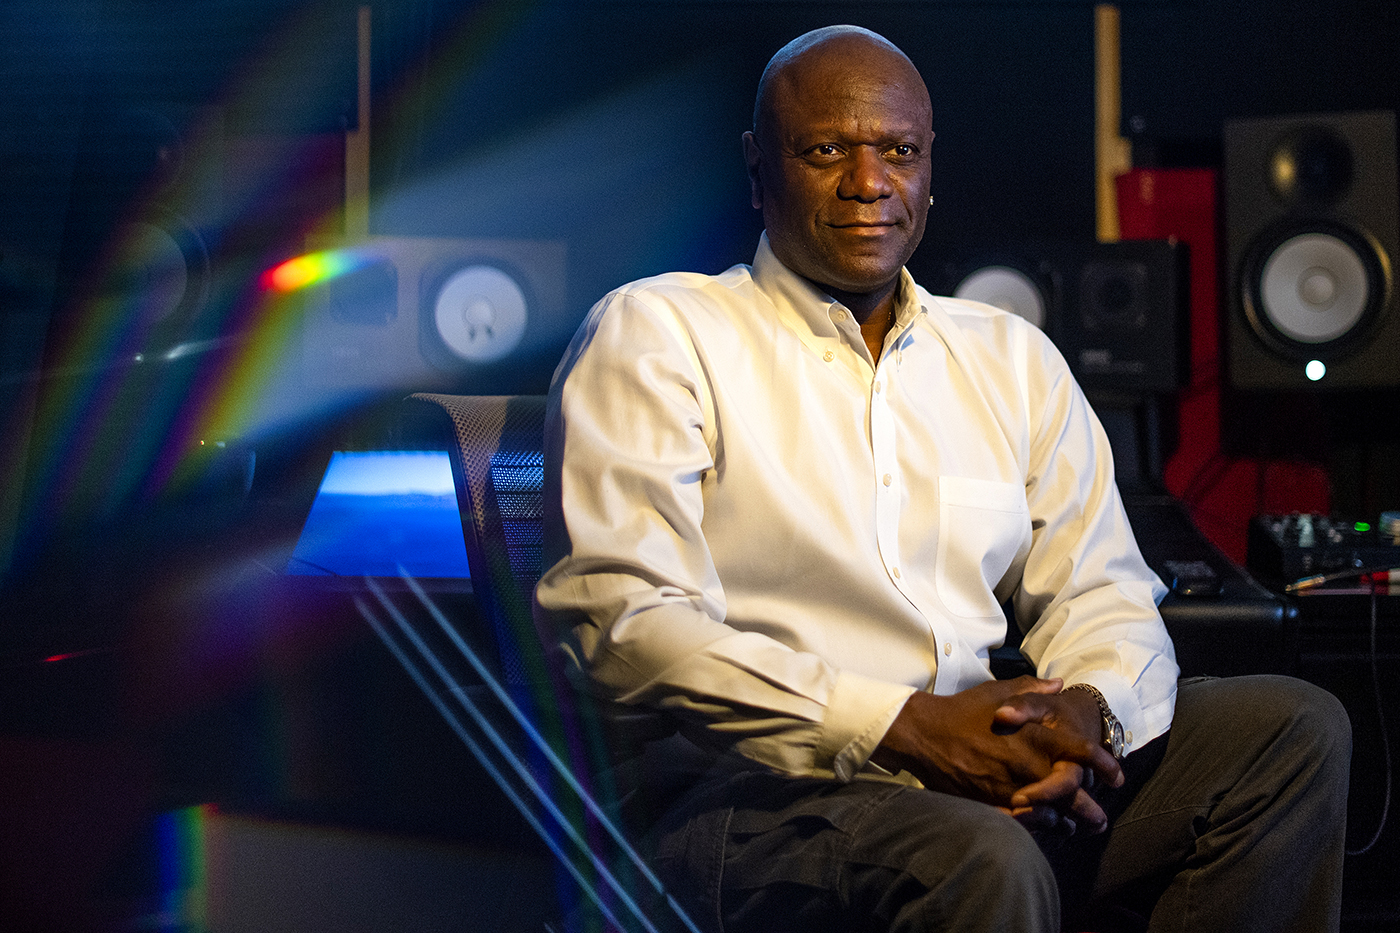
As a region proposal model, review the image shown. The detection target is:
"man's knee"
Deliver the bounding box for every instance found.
[1286,676,1351,757]
[1272,676,1352,802]
[1174,673,1352,818]
[1212,674,1351,763]
[657,775,1061,932]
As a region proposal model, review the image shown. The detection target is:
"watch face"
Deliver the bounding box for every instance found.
[1108,718,1126,759]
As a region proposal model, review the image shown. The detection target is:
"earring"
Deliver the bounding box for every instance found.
[928,196,935,206]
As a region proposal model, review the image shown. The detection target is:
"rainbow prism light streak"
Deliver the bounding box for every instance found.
[151,805,212,932]
[260,249,364,294]
[169,0,539,462]
[12,19,367,555]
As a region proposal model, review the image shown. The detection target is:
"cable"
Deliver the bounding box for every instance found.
[1345,586,1392,857]
[1285,566,1400,594]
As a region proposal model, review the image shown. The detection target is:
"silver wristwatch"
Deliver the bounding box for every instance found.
[1065,683,1125,760]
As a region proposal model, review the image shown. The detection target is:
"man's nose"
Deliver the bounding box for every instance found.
[838,147,894,201]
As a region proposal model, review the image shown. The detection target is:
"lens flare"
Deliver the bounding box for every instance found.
[153,804,211,930]
[261,249,360,292]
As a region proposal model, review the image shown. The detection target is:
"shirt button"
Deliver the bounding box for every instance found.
[943,642,952,656]
[882,473,892,486]
[823,350,835,362]
[874,381,882,393]
[892,567,901,579]
[1127,731,1134,745]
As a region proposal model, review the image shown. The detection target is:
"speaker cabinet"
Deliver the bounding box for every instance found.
[1224,111,1399,389]
[299,236,568,393]
[52,102,224,359]
[919,245,1059,332]
[913,239,1188,394]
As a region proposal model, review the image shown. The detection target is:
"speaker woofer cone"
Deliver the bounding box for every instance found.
[1240,221,1392,359]
[952,265,1048,329]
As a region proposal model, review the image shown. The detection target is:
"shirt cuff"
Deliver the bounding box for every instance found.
[1065,671,1174,757]
[817,670,917,781]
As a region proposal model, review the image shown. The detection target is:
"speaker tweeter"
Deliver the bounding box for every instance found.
[426,263,529,366]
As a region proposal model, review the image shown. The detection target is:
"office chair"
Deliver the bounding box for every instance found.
[355,393,695,933]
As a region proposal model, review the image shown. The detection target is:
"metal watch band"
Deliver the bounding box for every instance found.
[1064,682,1110,716]
[1064,683,1125,759]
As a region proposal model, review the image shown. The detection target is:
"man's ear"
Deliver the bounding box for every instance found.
[742,131,763,211]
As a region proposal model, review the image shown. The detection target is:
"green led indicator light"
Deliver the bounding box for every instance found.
[1355,522,1372,533]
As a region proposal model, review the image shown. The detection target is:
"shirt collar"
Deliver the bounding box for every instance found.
[751,232,926,342]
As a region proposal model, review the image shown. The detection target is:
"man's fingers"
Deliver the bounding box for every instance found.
[992,678,1065,728]
[1007,675,1063,696]
[1016,719,1126,790]
[1086,745,1125,789]
[1009,765,1110,836]
[993,692,1057,728]
[1009,759,1084,809]
[1009,804,1065,832]
[1067,787,1109,834]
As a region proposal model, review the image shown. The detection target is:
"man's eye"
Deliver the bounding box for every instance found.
[888,144,917,160]
[806,144,842,160]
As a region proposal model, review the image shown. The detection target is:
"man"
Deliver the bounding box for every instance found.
[535,25,1350,933]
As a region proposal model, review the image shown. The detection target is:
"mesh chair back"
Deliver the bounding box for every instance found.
[387,394,698,932]
[408,393,547,686]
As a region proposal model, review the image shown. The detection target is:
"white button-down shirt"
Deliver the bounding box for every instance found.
[536,235,1178,782]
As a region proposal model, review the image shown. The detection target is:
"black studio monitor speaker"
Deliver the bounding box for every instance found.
[300,235,568,393]
[1224,110,1399,389]
[54,101,224,356]
[914,239,1188,394]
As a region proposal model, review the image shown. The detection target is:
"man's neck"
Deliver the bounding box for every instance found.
[827,280,899,361]
[857,304,895,360]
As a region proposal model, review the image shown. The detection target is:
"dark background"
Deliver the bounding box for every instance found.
[0,2,1397,931]
[3,0,1398,572]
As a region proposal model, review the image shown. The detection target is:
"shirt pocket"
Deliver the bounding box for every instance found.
[936,476,1031,619]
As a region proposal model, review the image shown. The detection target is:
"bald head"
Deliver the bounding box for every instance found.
[752,26,928,147]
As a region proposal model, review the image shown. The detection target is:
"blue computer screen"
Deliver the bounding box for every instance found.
[287,450,471,579]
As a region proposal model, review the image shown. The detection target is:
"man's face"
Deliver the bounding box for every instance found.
[745,40,934,299]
